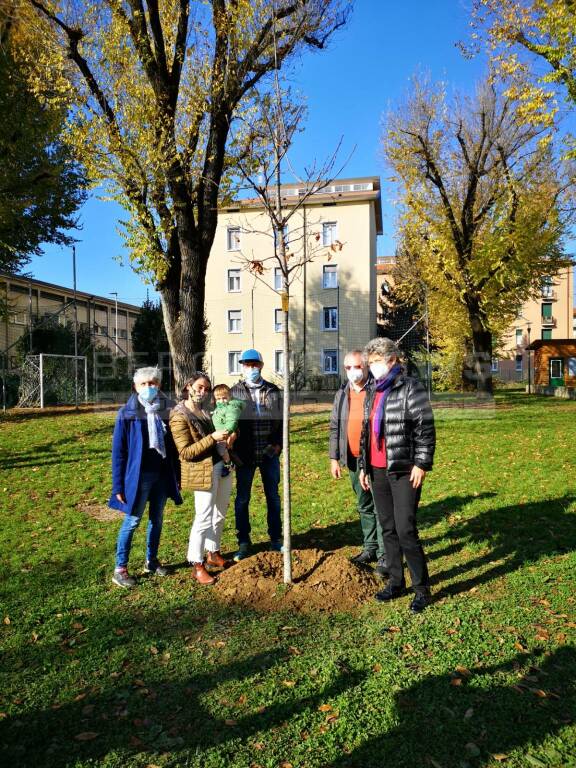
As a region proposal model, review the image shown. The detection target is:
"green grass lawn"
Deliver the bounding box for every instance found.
[1,392,575,768]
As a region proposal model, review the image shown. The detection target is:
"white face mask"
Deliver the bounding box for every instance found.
[346,367,364,384]
[369,362,390,380]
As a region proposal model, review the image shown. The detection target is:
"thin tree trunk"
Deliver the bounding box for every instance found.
[281,284,292,583]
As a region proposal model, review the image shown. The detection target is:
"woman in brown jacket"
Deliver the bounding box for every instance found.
[170,373,235,585]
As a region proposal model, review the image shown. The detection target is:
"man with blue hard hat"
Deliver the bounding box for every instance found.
[231,348,283,560]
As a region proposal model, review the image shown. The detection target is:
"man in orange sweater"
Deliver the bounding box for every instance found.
[329,349,386,576]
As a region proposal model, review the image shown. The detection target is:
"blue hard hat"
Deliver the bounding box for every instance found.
[239,348,263,363]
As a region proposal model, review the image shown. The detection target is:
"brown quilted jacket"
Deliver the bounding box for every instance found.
[169,402,217,491]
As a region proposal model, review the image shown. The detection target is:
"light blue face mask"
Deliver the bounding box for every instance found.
[139,385,159,402]
[243,366,262,383]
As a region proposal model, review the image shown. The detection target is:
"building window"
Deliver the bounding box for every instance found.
[274,308,283,333]
[491,358,499,372]
[515,354,523,373]
[322,306,338,331]
[542,328,552,340]
[227,226,241,251]
[228,351,241,374]
[542,302,553,319]
[10,312,27,325]
[274,267,283,291]
[322,221,337,247]
[541,276,554,298]
[227,309,242,333]
[323,264,338,288]
[515,328,523,346]
[274,349,284,374]
[323,349,338,373]
[119,329,128,339]
[227,268,241,292]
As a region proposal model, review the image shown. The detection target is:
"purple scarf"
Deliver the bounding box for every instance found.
[372,364,402,449]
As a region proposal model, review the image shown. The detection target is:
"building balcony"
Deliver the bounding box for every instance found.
[541,315,557,327]
[541,289,557,300]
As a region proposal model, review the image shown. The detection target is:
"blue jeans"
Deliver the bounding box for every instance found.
[234,455,281,544]
[115,471,168,568]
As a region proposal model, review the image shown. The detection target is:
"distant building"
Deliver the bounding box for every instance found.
[373,259,574,383]
[527,338,576,394]
[0,271,140,369]
[204,177,383,386]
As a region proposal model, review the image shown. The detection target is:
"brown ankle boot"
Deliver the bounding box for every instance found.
[206,550,232,569]
[192,562,216,585]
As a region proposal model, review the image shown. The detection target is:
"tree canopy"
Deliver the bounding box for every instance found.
[469,1,576,139]
[0,3,87,273]
[23,0,350,387]
[384,76,571,393]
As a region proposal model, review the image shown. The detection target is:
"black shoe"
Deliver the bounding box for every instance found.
[350,550,377,565]
[374,556,388,578]
[374,584,406,602]
[409,593,430,614]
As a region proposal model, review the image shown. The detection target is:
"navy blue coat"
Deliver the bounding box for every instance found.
[108,393,182,514]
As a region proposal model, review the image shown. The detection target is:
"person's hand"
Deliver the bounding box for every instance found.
[359,469,370,492]
[410,466,426,489]
[116,493,126,503]
[330,459,342,479]
[226,431,237,447]
[212,429,229,441]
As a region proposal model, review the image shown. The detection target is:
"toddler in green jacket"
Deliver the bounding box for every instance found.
[212,384,244,475]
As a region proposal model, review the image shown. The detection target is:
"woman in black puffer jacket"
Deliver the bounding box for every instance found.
[358,337,435,613]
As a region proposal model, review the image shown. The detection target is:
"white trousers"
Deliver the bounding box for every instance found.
[187,462,233,564]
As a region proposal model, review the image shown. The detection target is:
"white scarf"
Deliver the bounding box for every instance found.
[138,395,166,458]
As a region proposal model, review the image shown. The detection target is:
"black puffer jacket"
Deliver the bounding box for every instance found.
[358,374,435,473]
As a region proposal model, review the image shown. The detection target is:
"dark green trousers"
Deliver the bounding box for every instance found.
[347,454,385,558]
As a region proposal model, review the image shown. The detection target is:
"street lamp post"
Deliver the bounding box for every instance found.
[110,292,118,350]
[526,324,532,394]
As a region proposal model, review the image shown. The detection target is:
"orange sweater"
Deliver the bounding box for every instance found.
[347,387,366,457]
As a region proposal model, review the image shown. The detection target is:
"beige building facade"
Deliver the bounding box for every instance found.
[204,177,383,386]
[1,271,140,368]
[374,258,574,382]
[494,267,574,381]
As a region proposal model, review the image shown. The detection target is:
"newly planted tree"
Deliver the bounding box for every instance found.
[22,0,350,388]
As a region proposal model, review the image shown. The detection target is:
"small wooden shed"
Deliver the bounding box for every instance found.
[527,338,576,389]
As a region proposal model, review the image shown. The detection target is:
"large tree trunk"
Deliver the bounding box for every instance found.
[159,228,208,393]
[468,310,493,396]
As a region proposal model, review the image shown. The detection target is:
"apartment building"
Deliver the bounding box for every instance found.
[494,267,574,381]
[0,271,140,368]
[374,258,574,382]
[204,177,383,386]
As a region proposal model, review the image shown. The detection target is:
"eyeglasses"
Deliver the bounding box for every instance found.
[344,365,363,370]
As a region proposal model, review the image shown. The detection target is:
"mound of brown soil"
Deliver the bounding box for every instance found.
[214,548,380,614]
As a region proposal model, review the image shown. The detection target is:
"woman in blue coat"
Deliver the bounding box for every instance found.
[109,366,182,587]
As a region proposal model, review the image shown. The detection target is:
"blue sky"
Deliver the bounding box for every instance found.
[29,1,488,306]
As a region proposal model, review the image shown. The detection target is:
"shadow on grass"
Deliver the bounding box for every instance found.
[0,604,367,768]
[431,495,576,598]
[289,494,491,553]
[330,645,575,768]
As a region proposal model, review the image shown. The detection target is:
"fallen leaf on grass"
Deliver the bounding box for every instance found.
[280,762,293,768]
[318,704,332,713]
[252,742,264,751]
[450,678,463,687]
[3,616,10,625]
[455,665,472,677]
[464,708,474,719]
[74,731,99,741]
[492,754,508,762]
[287,646,301,656]
[372,663,382,673]
[514,641,528,652]
[224,719,237,726]
[237,694,247,705]
[282,680,296,687]
[149,646,159,655]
